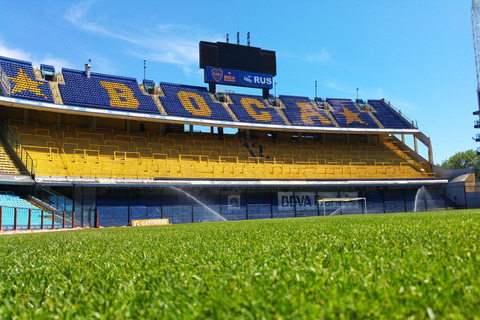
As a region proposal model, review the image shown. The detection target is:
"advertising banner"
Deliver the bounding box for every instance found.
[278,192,317,211]
[277,192,359,211]
[205,67,241,86]
[228,195,241,210]
[241,70,273,88]
[205,66,273,89]
[132,219,169,227]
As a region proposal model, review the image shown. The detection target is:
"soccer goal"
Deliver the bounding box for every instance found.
[317,197,367,216]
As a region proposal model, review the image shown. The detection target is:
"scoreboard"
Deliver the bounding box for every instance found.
[199,41,276,89]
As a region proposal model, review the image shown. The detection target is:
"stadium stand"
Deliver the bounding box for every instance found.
[279,95,335,127]
[0,56,54,102]
[0,193,53,230]
[58,68,160,114]
[327,98,378,128]
[0,140,20,175]
[0,54,461,228]
[367,99,415,129]
[7,115,431,180]
[229,94,286,125]
[159,82,233,121]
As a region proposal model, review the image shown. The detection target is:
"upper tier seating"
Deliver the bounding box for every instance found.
[367,99,414,129]
[159,82,232,121]
[58,68,159,114]
[0,55,417,131]
[280,95,335,127]
[229,94,285,125]
[0,56,54,102]
[327,98,378,128]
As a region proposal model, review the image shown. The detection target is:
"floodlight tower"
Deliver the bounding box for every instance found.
[472,0,480,151]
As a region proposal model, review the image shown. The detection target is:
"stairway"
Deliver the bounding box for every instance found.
[0,141,20,175]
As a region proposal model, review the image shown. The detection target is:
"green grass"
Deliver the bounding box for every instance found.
[0,210,479,319]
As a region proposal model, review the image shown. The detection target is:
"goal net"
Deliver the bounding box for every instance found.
[317,197,367,216]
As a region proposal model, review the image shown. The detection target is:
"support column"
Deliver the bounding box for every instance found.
[23,109,28,125]
[189,125,194,138]
[91,116,96,132]
[56,113,61,128]
[159,123,164,136]
[218,127,224,139]
[125,120,131,133]
[427,137,434,164]
[414,135,418,153]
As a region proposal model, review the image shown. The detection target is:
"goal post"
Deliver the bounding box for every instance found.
[317,197,367,216]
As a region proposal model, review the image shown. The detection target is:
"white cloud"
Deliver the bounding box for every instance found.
[302,49,331,63]
[325,81,418,114]
[0,40,31,61]
[64,2,214,75]
[0,38,72,70]
[326,82,356,95]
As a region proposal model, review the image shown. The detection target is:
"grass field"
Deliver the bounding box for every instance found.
[0,210,479,319]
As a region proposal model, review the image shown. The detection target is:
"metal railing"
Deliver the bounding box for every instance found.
[382,99,417,128]
[0,65,11,96]
[0,116,34,175]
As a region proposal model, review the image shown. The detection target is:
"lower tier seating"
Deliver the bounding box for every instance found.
[0,193,53,230]
[10,120,434,180]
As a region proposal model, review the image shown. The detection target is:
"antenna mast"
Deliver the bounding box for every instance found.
[472,0,480,94]
[472,0,480,150]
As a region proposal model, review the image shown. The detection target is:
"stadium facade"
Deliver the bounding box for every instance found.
[0,45,476,229]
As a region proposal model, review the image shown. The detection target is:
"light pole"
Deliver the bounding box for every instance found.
[143,60,146,81]
[274,82,277,106]
[315,80,317,99]
[356,88,359,100]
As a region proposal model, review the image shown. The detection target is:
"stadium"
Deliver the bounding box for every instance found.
[0,1,479,318]
[0,44,474,229]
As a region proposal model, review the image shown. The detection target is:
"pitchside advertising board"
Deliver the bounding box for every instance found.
[278,192,359,211]
[205,66,273,89]
[132,219,169,227]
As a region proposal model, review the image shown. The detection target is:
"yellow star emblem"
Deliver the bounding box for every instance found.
[340,106,366,125]
[7,68,48,99]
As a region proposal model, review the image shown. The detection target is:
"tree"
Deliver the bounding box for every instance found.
[440,149,480,177]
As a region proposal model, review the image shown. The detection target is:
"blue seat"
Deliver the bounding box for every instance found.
[229,93,285,125]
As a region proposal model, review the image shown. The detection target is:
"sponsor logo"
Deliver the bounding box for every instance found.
[228,195,240,210]
[241,71,273,88]
[131,219,169,227]
[223,72,236,82]
[243,75,253,84]
[212,68,223,82]
[205,67,272,88]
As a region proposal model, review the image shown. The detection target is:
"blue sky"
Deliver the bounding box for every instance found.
[0,0,476,163]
